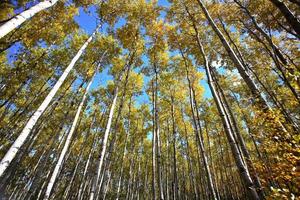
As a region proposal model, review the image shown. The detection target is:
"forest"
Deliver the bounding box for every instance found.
[0,0,299,199]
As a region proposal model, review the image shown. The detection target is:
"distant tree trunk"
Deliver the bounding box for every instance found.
[92,54,134,199]
[0,77,76,154]
[97,60,133,198]
[165,123,171,200]
[203,117,220,200]
[125,140,137,200]
[63,114,96,200]
[233,0,289,63]
[77,151,92,199]
[211,68,265,199]
[0,86,76,195]
[181,109,199,200]
[0,25,100,178]
[170,97,179,200]
[131,141,142,200]
[153,63,164,200]
[35,129,69,199]
[90,68,127,200]
[224,18,300,131]
[0,77,31,109]
[196,33,260,199]
[179,46,217,200]
[23,116,70,199]
[230,91,280,189]
[2,70,57,128]
[231,1,300,101]
[183,9,261,196]
[102,171,111,200]
[63,152,82,199]
[136,148,142,200]
[195,0,271,112]
[77,110,106,200]
[116,132,130,200]
[116,97,133,200]
[43,67,98,199]
[151,80,157,200]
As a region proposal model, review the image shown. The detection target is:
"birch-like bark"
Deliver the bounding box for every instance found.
[89,86,119,200]
[179,46,217,200]
[63,154,82,199]
[115,133,129,200]
[287,0,300,6]
[193,0,287,135]
[19,149,47,200]
[23,80,81,199]
[196,35,260,199]
[184,6,260,195]
[4,69,57,128]
[90,51,133,199]
[219,18,300,126]
[77,123,101,200]
[102,171,111,200]
[233,0,288,64]
[78,109,106,200]
[195,0,269,111]
[154,64,164,200]
[232,0,300,102]
[151,81,157,200]
[170,97,179,200]
[0,76,74,151]
[0,26,99,178]
[126,144,137,200]
[43,69,98,200]
[98,62,132,197]
[193,88,218,200]
[29,127,69,199]
[136,150,142,200]
[62,120,94,200]
[0,0,59,39]
[181,111,199,200]
[211,68,265,199]
[77,150,92,199]
[0,108,54,192]
[165,128,170,200]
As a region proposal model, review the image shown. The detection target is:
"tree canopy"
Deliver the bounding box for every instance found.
[0,0,299,199]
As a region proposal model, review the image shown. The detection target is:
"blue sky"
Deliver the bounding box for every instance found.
[6,0,211,106]
[73,0,212,102]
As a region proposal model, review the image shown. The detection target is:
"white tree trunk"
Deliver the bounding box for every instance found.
[63,155,82,199]
[103,171,111,200]
[89,88,118,200]
[43,70,98,200]
[77,150,92,200]
[0,26,99,178]
[0,0,59,39]
[195,34,259,199]
[116,132,129,200]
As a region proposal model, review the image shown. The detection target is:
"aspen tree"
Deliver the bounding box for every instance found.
[0,25,100,177]
[44,62,101,199]
[0,0,59,39]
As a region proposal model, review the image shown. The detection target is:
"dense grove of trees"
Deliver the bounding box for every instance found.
[0,0,299,199]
